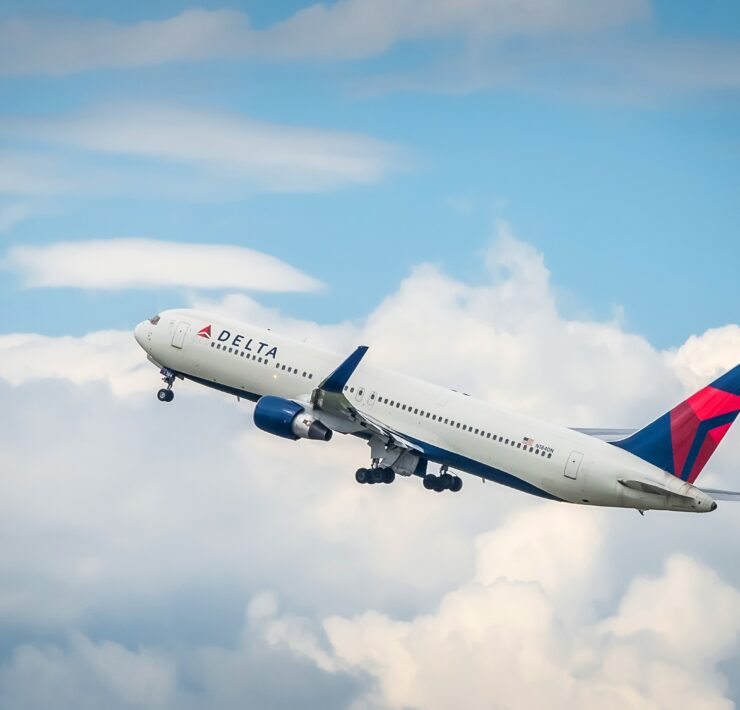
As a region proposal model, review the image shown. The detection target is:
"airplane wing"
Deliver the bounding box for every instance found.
[571,428,636,442]
[698,487,740,501]
[311,346,422,452]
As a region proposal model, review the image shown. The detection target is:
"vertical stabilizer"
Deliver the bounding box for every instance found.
[612,365,740,483]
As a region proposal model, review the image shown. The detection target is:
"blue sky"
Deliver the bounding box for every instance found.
[1,0,739,346]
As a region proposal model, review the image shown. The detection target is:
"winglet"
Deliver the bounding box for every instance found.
[320,346,368,393]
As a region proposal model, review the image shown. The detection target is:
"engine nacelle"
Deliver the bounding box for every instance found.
[253,396,333,442]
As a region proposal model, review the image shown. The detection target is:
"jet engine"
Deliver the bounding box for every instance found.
[253,396,333,441]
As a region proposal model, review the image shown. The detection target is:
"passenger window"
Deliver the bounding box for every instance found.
[456,423,461,428]
[414,408,418,415]
[462,425,467,431]
[517,442,521,448]
[240,352,244,357]
[505,439,509,444]
[309,374,313,379]
[350,387,355,393]
[302,372,306,377]
[402,404,406,410]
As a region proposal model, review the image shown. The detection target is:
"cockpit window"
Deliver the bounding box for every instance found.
[149,315,160,325]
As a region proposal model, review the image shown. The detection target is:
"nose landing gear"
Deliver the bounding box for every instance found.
[157,368,176,402]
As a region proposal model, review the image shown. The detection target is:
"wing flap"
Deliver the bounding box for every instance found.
[312,346,420,453]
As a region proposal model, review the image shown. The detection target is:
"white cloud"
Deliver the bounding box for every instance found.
[1,104,403,193]
[0,227,738,708]
[0,634,176,710]
[0,331,148,396]
[264,509,740,710]
[0,2,648,74]
[665,325,740,394]
[3,238,324,292]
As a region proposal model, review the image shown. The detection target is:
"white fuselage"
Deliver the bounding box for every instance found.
[134,308,716,513]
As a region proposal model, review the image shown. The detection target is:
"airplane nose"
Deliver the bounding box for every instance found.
[134,321,149,348]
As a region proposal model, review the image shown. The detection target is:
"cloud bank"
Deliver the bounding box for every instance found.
[0,228,738,708]
[259,507,740,710]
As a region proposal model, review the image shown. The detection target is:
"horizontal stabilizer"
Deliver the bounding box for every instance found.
[618,478,692,501]
[699,487,740,502]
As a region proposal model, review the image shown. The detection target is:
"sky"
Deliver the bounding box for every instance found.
[0,2,739,709]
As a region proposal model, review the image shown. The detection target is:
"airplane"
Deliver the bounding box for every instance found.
[134,309,740,514]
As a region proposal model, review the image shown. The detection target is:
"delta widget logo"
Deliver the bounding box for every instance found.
[197,325,212,339]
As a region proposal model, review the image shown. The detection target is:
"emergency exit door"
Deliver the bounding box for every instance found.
[171,321,190,349]
[564,450,583,480]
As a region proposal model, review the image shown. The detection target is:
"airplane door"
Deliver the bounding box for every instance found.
[564,450,583,480]
[367,391,377,408]
[171,321,190,349]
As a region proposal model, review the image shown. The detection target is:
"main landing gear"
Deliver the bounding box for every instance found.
[157,368,176,403]
[423,472,463,493]
[355,467,395,485]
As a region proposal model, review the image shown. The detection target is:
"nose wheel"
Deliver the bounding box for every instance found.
[157,368,176,403]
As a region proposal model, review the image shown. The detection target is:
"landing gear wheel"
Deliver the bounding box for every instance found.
[450,476,463,493]
[157,388,174,402]
[423,474,436,490]
[355,468,369,484]
[370,468,385,484]
[382,468,395,484]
